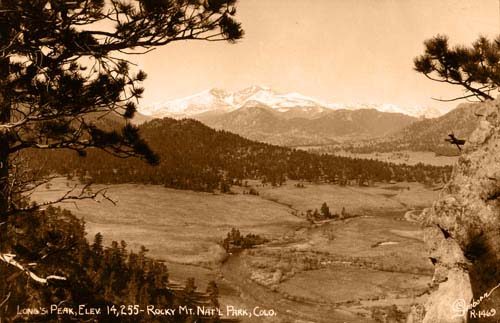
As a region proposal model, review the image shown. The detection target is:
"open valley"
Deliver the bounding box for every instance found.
[34,179,439,322]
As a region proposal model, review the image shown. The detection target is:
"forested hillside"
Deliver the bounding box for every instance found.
[4,206,220,322]
[25,118,452,191]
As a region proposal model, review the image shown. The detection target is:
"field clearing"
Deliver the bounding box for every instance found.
[32,178,303,264]
[251,180,439,215]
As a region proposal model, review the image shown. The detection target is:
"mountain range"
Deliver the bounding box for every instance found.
[139,86,446,146]
[140,86,446,119]
[196,102,417,146]
[128,98,481,155]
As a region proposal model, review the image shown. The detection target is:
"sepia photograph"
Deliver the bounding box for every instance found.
[0,0,499,322]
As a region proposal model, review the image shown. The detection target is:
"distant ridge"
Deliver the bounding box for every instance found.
[340,102,482,155]
[197,103,417,146]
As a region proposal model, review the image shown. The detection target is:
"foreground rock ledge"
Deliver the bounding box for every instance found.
[417,99,500,323]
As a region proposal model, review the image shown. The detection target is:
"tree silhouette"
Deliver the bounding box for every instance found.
[414,34,500,102]
[320,202,331,219]
[0,0,243,308]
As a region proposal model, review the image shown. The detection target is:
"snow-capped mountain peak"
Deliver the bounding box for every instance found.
[140,85,328,118]
[139,86,446,119]
[140,88,234,118]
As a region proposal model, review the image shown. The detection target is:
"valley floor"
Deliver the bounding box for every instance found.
[33,179,439,323]
[331,150,458,166]
[297,149,458,166]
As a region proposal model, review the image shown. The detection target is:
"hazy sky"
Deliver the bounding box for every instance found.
[133,0,499,111]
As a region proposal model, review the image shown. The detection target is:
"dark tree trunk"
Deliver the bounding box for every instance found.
[0,0,10,232]
[0,129,7,233]
[0,128,8,247]
[0,56,9,228]
[0,6,10,248]
[0,2,11,315]
[0,132,7,320]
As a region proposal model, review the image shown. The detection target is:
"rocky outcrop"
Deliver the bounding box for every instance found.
[419,99,500,322]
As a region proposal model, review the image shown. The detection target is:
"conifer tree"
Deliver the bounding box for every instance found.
[320,202,331,219]
[206,280,219,309]
[414,34,500,102]
[0,0,243,313]
[0,0,243,219]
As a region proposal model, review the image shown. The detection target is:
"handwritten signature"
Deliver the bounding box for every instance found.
[452,283,500,319]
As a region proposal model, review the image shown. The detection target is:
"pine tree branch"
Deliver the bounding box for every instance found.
[8,183,117,216]
[0,253,66,284]
[431,94,481,102]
